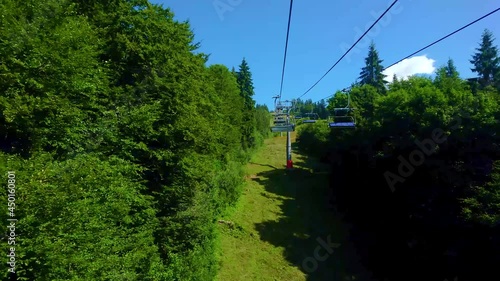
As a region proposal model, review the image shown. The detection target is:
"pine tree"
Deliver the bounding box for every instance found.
[236,58,255,109]
[445,58,460,78]
[318,99,328,119]
[388,73,401,91]
[359,41,388,93]
[470,29,500,88]
[434,58,465,95]
[236,58,256,150]
[435,58,460,83]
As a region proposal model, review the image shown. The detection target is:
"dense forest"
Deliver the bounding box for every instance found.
[296,32,500,281]
[0,0,270,280]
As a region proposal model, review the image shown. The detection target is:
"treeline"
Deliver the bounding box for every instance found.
[290,98,329,119]
[0,0,270,280]
[297,30,500,280]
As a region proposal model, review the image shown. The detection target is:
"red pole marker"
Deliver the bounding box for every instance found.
[286,160,293,169]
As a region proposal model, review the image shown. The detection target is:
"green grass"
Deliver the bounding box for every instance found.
[215,132,373,281]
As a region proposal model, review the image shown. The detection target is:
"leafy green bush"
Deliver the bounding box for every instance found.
[0,153,167,281]
[296,121,330,157]
[461,161,500,227]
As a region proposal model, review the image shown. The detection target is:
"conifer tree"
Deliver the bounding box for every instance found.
[470,29,500,88]
[236,58,257,149]
[359,41,388,93]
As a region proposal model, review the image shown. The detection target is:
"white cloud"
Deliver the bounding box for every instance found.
[383,55,436,83]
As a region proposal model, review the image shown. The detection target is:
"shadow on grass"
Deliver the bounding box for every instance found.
[250,148,374,281]
[249,162,279,170]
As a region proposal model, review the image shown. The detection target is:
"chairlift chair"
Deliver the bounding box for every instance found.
[273,116,287,125]
[328,92,356,129]
[328,115,355,128]
[302,112,319,124]
[270,97,294,132]
[271,115,294,132]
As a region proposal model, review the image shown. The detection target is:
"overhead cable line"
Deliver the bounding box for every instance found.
[278,0,294,100]
[310,6,500,104]
[296,0,399,100]
[384,6,500,70]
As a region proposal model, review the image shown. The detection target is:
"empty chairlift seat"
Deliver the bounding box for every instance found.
[271,113,294,132]
[328,118,355,128]
[302,113,319,123]
[328,108,355,128]
[328,89,356,128]
[270,98,295,132]
[271,125,294,132]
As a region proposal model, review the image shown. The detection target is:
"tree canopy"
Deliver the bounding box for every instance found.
[0,1,270,280]
[297,33,500,281]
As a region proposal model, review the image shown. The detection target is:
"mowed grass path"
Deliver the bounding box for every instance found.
[215,132,373,281]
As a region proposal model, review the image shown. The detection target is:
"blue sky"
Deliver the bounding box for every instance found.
[153,0,500,109]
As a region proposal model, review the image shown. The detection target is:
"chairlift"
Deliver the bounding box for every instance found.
[271,114,294,132]
[328,116,355,128]
[270,97,295,132]
[273,113,287,125]
[328,91,356,129]
[302,111,319,124]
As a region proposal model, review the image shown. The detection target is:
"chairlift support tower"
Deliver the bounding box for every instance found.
[270,96,295,170]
